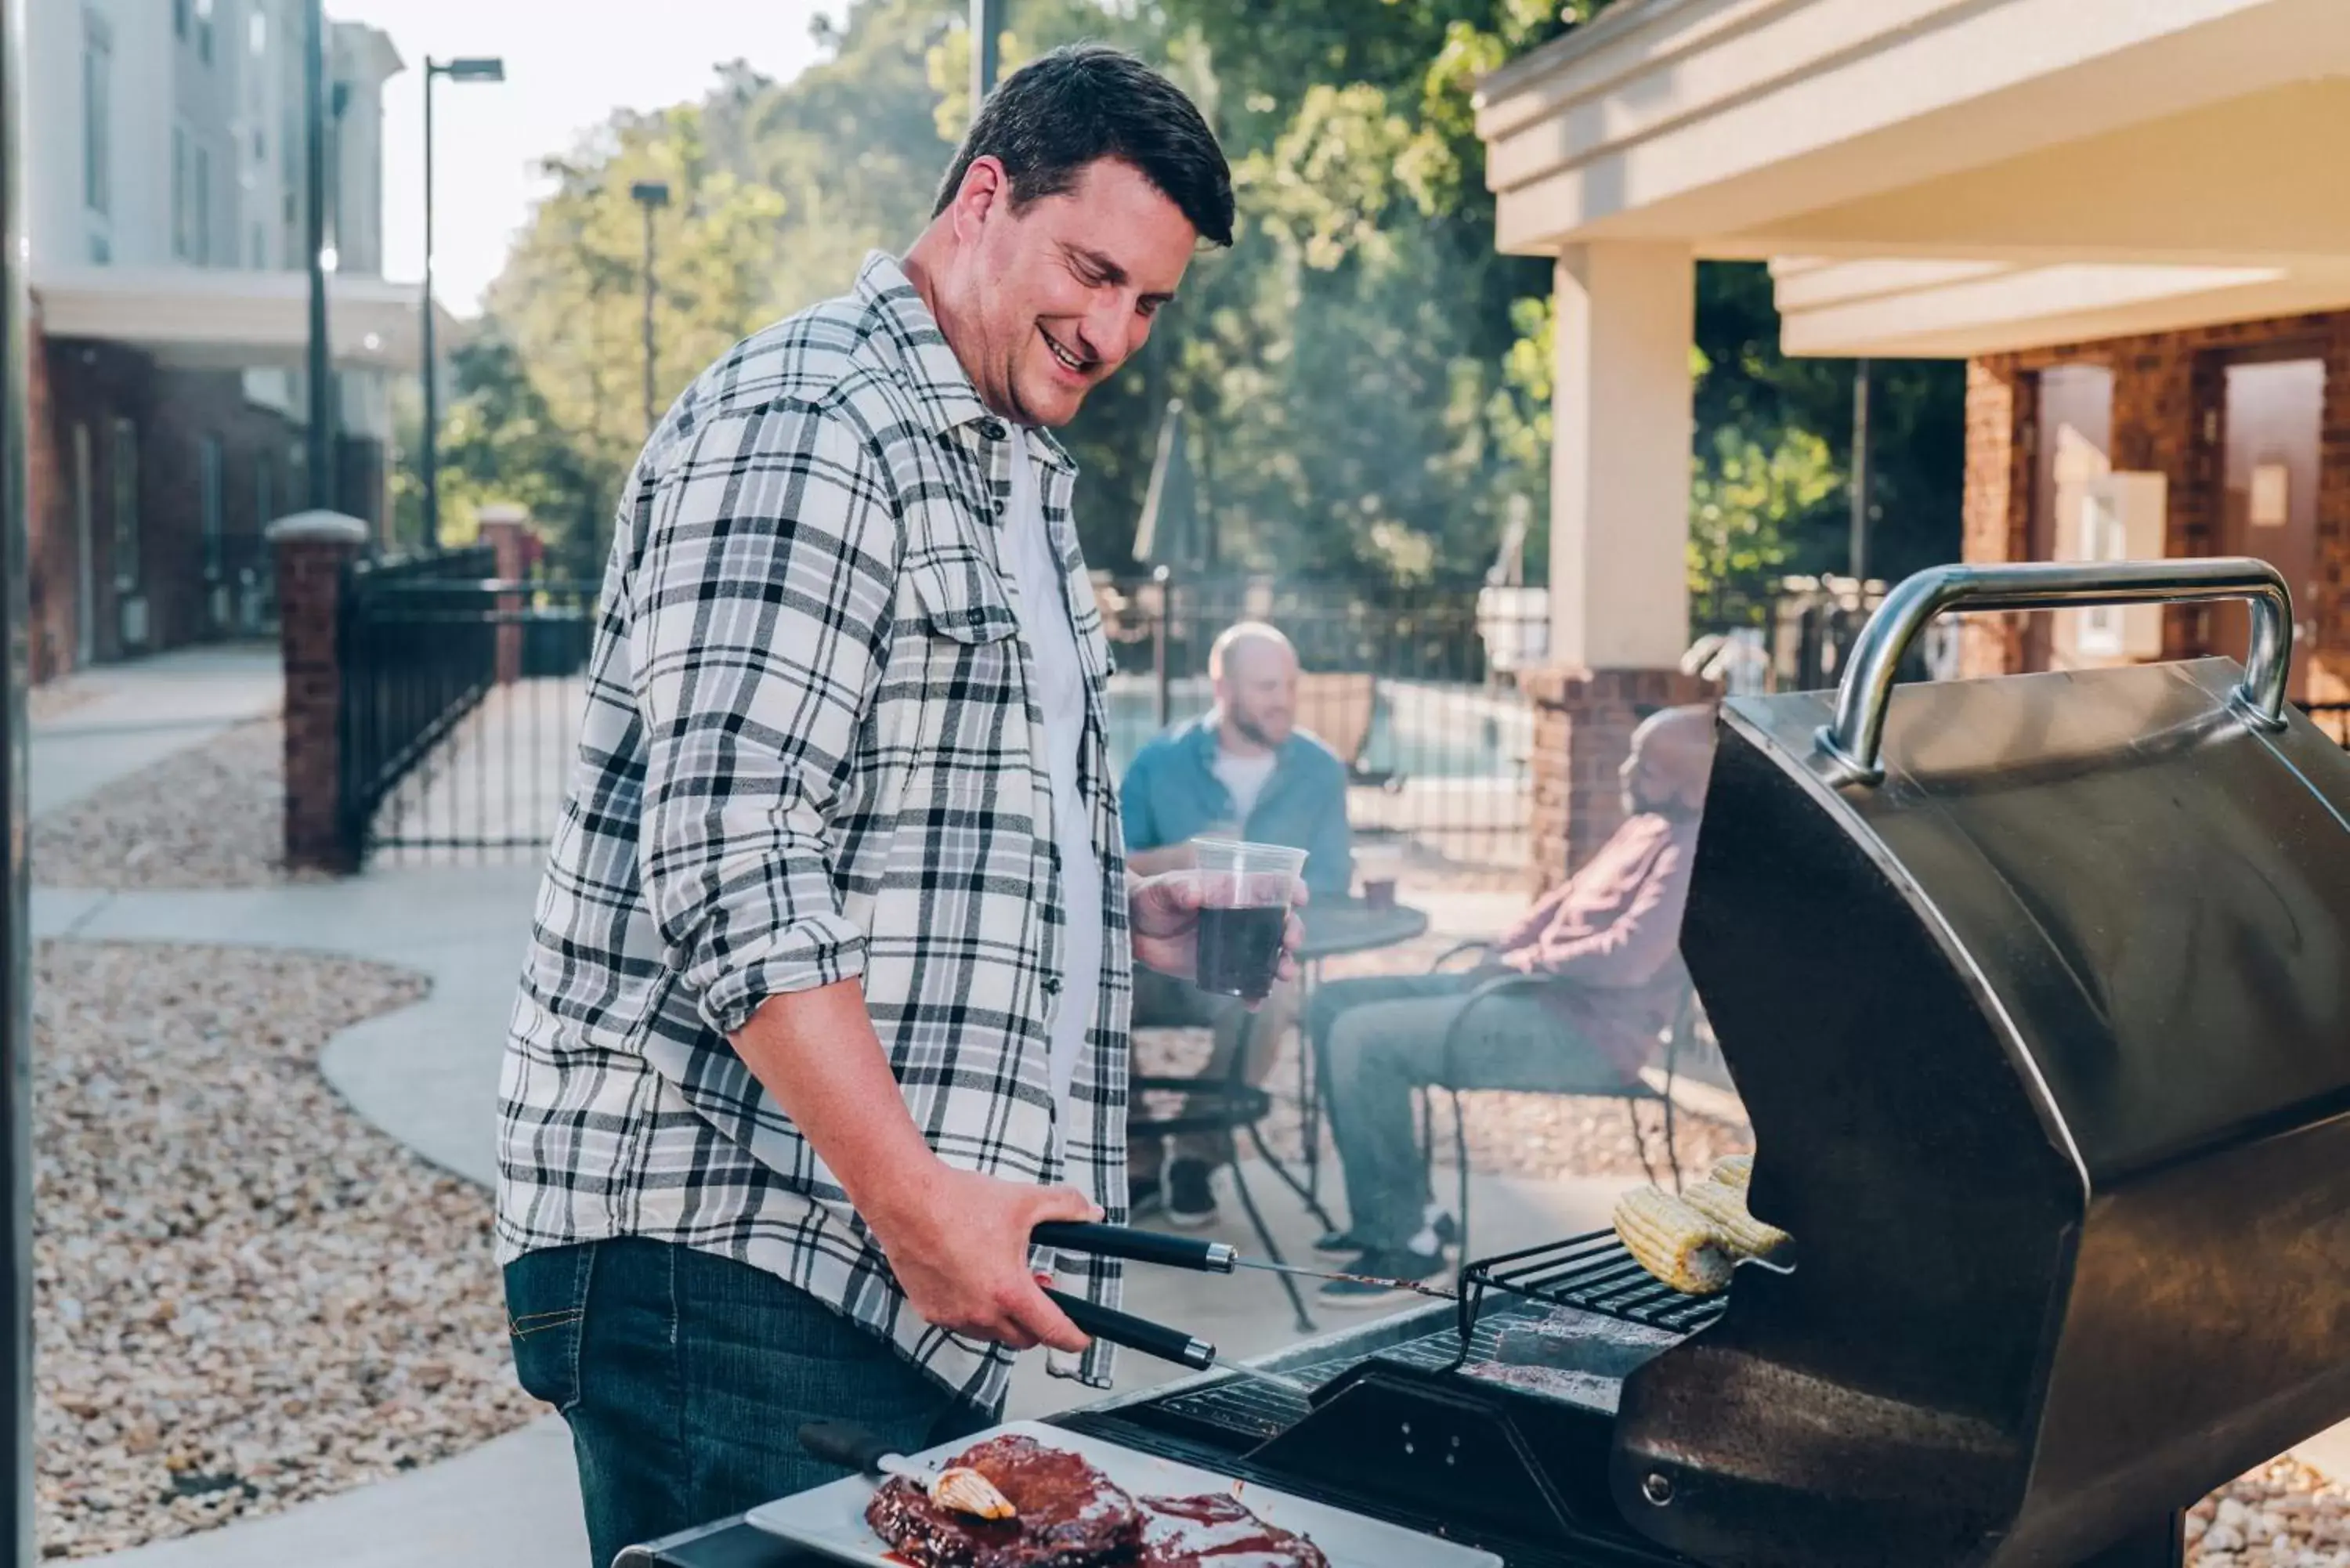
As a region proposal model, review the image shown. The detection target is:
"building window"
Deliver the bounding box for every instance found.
[172,125,190,259]
[173,0,188,39]
[248,9,266,56]
[194,0,214,64]
[250,222,265,269]
[255,453,274,529]
[81,12,110,218]
[194,143,212,264]
[88,231,110,266]
[109,419,139,591]
[199,438,225,582]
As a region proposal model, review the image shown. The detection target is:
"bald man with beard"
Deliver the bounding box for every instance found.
[1307,706,1717,1304]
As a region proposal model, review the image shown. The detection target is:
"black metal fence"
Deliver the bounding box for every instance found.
[338,550,597,863]
[1097,574,1549,883]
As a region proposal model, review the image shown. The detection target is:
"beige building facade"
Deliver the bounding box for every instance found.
[1477,0,2350,772]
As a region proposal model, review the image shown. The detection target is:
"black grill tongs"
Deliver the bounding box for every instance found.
[1032,1223,1340,1394]
[1033,1220,1457,1299]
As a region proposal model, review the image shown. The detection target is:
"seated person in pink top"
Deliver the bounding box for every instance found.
[1307,706,1715,1305]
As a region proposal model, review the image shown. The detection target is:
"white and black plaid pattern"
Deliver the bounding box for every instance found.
[497,253,1131,1407]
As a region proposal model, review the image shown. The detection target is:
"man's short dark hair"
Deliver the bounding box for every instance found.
[934,43,1234,248]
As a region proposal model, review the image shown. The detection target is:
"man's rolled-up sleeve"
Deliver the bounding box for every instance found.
[628,405,897,1039]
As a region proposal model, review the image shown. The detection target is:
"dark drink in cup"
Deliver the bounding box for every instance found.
[1195,905,1289,1000]
[1190,840,1307,1001]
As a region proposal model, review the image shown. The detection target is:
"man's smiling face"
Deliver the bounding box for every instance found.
[953,156,1197,428]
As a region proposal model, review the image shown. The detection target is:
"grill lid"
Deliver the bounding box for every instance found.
[1613,562,2350,1568]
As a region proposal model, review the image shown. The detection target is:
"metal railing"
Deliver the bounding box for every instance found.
[337,547,499,858]
[1097,574,1549,883]
[340,565,598,864]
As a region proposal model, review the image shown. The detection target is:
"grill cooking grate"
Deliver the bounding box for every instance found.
[1154,1232,1731,1443]
[1455,1228,1734,1340]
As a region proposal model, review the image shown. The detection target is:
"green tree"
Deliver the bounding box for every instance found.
[432,0,1963,616]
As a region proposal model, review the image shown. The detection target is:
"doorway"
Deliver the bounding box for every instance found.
[2215,356,2323,701]
[2030,364,2113,671]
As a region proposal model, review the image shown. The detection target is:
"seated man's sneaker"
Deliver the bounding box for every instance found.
[1315,1207,1455,1257]
[1317,1245,1448,1309]
[1165,1159,1219,1228]
[1129,1171,1166,1221]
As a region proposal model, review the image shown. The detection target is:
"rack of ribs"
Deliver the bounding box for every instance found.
[865,1433,1144,1568]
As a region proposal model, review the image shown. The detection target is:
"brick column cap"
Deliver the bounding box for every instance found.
[265,509,370,545]
[477,502,531,527]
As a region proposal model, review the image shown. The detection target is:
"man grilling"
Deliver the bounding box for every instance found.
[495,49,1282,1564]
[1307,706,1715,1305]
[1120,621,1352,1227]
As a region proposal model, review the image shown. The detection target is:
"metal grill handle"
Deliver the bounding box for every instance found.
[1816,558,2294,785]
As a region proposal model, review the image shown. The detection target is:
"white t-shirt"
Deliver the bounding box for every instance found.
[1210,746,1278,825]
[1002,428,1103,1130]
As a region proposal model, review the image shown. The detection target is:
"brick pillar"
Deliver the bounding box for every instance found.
[267,510,370,873]
[476,503,533,685]
[24,303,60,684]
[1524,667,1715,890]
[1960,358,2033,679]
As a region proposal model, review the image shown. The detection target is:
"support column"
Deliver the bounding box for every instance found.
[476,501,535,685]
[1550,242,1693,674]
[268,509,368,873]
[1531,244,1707,883]
[1960,359,2032,678]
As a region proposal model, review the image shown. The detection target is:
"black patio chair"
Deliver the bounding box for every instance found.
[1409,941,1697,1263]
[1128,1012,1331,1334]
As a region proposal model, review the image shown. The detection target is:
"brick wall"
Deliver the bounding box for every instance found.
[271,517,368,873]
[25,306,70,684]
[37,331,302,677]
[1959,360,2032,678]
[1965,310,2350,694]
[1522,666,1715,888]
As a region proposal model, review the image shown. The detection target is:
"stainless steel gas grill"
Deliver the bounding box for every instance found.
[625,558,2350,1568]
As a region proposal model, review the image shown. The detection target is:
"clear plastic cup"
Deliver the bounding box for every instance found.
[1189,838,1307,1001]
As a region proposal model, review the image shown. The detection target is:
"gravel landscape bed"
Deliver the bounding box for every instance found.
[34,941,537,1559]
[1134,1018,1750,1186]
[31,721,315,890]
[2191,1458,2350,1564]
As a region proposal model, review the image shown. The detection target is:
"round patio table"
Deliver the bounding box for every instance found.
[1298,898,1430,961]
[1255,898,1432,1228]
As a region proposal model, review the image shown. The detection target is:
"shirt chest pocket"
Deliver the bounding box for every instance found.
[888,543,1033,810]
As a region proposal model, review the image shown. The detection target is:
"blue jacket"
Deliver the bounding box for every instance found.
[1120,714,1354,896]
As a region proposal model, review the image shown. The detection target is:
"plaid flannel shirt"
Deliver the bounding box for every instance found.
[497,252,1131,1409]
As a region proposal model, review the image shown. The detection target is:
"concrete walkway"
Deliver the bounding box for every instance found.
[35,858,1606,1568]
[31,652,2348,1565]
[31,645,281,818]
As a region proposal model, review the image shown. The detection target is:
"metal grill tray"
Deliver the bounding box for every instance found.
[1156,1231,1732,1443]
[743,1420,1502,1568]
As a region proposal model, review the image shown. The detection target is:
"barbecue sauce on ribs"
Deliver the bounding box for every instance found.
[865,1435,1142,1568]
[863,1436,1330,1568]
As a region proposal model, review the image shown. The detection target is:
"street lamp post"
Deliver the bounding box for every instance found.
[1849,356,1874,585]
[421,56,504,551]
[303,0,330,507]
[0,0,31,1556]
[629,181,670,436]
[971,0,1003,107]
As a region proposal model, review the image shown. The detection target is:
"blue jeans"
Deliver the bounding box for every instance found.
[1307,972,1628,1252]
[505,1237,989,1568]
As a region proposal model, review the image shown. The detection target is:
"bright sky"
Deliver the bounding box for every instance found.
[333,0,837,316]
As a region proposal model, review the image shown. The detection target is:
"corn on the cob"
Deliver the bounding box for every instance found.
[1710,1153,1753,1192]
[1680,1179,1791,1261]
[1612,1187,1734,1295]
